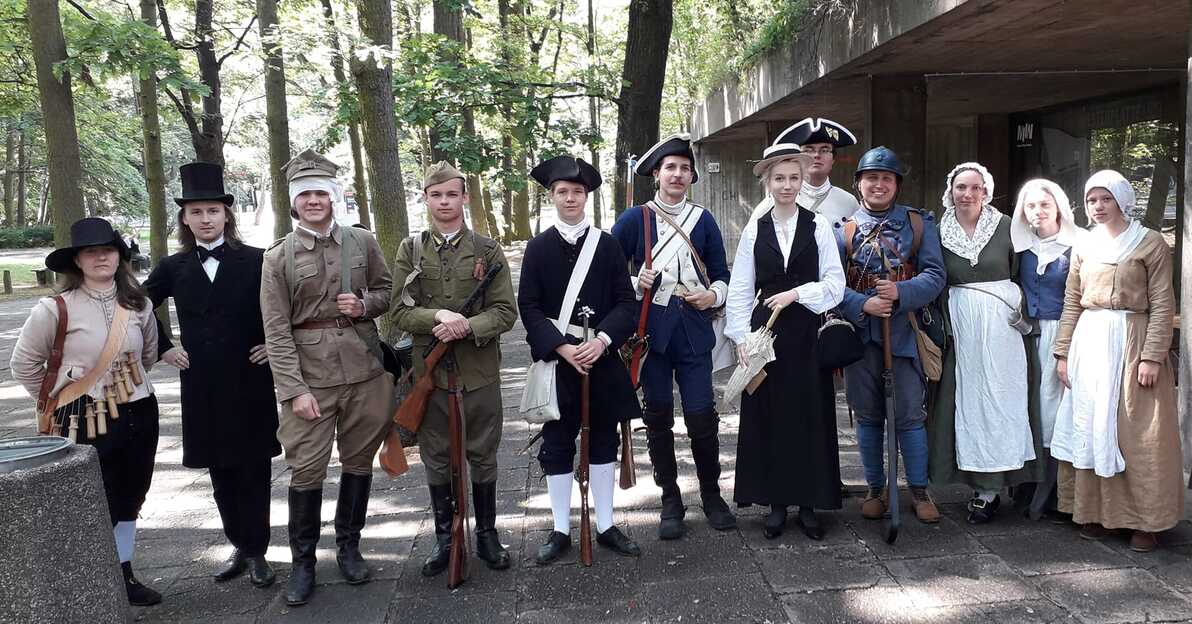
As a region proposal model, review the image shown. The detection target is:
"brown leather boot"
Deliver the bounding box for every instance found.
[1079,523,1109,541]
[1130,530,1158,552]
[861,488,887,520]
[910,487,940,524]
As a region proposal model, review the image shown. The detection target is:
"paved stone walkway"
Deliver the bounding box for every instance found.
[1,244,1191,623]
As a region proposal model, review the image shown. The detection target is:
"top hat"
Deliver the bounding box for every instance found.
[773,118,857,149]
[45,217,130,273]
[634,134,699,184]
[175,162,234,207]
[530,155,602,191]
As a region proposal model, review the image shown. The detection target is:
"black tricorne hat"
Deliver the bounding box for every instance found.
[175,162,234,207]
[634,134,699,184]
[774,118,857,149]
[530,155,602,192]
[45,217,130,273]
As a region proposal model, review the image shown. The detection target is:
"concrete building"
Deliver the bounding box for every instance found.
[688,0,1191,464]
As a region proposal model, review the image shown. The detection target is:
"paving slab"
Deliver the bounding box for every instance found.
[387,590,518,624]
[640,573,788,623]
[756,542,886,593]
[259,577,397,623]
[884,553,1041,608]
[854,513,988,561]
[1033,567,1192,624]
[979,529,1135,577]
[779,581,918,624]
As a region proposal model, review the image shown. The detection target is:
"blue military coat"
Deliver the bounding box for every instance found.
[611,204,730,356]
[834,204,946,360]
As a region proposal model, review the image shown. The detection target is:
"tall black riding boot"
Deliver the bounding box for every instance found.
[285,488,322,606]
[421,484,454,577]
[472,480,511,570]
[646,421,685,540]
[334,473,373,584]
[688,411,736,530]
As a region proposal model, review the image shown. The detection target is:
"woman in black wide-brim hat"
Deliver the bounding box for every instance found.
[10,217,164,606]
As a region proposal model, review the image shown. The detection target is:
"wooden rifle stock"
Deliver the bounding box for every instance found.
[618,422,637,490]
[578,309,594,566]
[447,364,470,588]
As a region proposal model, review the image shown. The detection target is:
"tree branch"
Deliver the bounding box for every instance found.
[162,85,200,138]
[216,15,258,67]
[65,0,97,21]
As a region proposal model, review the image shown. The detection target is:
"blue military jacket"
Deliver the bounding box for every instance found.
[834,204,946,360]
[1018,248,1070,321]
[611,204,730,356]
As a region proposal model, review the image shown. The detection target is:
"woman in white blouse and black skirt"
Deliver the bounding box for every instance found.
[726,145,846,540]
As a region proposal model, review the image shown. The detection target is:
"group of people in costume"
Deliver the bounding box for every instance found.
[9,113,1184,608]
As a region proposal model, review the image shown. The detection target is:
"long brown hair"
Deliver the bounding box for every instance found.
[57,255,149,312]
[176,203,244,251]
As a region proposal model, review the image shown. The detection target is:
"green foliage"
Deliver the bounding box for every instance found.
[0,226,54,248]
[58,10,206,93]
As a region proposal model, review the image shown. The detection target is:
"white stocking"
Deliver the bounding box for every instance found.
[546,473,573,534]
[114,520,136,563]
[590,463,616,533]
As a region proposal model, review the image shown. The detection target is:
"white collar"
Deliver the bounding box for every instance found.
[197,235,225,250]
[940,205,1000,267]
[653,193,686,215]
[439,229,460,242]
[801,179,832,198]
[555,217,590,245]
[297,222,336,239]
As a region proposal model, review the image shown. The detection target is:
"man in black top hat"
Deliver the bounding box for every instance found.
[144,162,282,587]
[519,155,642,563]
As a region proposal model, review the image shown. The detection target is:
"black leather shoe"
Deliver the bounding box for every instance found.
[596,527,641,557]
[246,556,276,588]
[335,474,373,585]
[421,484,454,577]
[966,495,1000,525]
[646,424,686,541]
[285,488,322,607]
[473,481,511,570]
[535,531,572,565]
[658,488,687,541]
[700,492,737,531]
[213,548,246,582]
[763,505,787,539]
[689,420,736,531]
[122,561,162,606]
[797,507,824,541]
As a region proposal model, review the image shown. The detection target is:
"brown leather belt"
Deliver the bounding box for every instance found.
[847,266,914,291]
[294,317,364,330]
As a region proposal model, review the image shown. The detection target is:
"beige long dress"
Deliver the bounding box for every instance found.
[1053,229,1183,532]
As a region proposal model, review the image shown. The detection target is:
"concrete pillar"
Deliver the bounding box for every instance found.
[866,74,927,210]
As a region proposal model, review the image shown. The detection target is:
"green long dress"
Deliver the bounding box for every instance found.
[927,216,1046,491]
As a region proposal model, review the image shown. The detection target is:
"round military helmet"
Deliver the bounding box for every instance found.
[855,146,907,179]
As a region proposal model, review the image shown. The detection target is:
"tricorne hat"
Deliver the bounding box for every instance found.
[422,161,467,191]
[45,217,130,273]
[175,162,234,207]
[773,118,857,149]
[634,134,699,184]
[752,143,815,177]
[530,155,602,191]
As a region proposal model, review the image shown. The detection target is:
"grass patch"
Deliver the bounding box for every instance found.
[0,262,41,287]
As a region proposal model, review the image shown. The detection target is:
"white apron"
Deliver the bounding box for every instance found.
[1051,308,1128,477]
[1036,319,1063,448]
[949,279,1035,472]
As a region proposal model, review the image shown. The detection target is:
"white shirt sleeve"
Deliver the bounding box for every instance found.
[794,213,846,314]
[725,221,758,346]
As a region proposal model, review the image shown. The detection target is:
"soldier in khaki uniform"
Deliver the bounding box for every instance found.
[391,162,517,579]
[260,149,395,606]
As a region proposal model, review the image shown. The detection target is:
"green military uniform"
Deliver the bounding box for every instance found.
[260,149,394,604]
[391,161,518,579]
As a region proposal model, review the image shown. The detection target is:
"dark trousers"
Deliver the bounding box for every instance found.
[640,322,715,416]
[537,410,620,476]
[210,458,273,557]
[65,395,160,526]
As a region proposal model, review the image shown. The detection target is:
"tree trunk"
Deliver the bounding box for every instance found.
[319,0,370,230]
[257,0,292,239]
[353,0,409,337]
[586,0,602,229]
[28,0,85,246]
[3,122,15,226]
[613,0,673,216]
[16,128,26,226]
[429,0,464,164]
[192,0,225,164]
[482,185,499,239]
[138,0,170,334]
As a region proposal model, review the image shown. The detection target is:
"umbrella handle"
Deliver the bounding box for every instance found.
[765,306,783,330]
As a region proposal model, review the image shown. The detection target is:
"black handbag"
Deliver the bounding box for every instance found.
[817,314,865,370]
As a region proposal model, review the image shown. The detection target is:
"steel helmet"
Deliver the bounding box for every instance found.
[855,146,906,179]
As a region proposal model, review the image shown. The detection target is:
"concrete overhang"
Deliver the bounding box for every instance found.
[691,0,1189,144]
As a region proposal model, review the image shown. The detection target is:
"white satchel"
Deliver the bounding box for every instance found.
[519,226,601,424]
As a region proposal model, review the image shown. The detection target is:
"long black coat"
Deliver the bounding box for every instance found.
[144,243,281,469]
[518,227,642,422]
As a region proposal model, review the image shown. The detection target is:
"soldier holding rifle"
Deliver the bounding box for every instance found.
[519,156,642,564]
[390,162,518,582]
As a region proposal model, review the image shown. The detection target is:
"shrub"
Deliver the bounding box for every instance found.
[0,226,56,249]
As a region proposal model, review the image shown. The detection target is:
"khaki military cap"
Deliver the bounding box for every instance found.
[422,161,466,191]
[283,149,339,183]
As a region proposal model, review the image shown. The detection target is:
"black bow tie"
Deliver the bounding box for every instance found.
[196,244,226,263]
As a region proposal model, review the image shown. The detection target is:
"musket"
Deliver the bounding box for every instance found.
[446,357,471,587]
[391,262,504,434]
[874,237,900,544]
[578,306,594,567]
[619,154,641,490]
